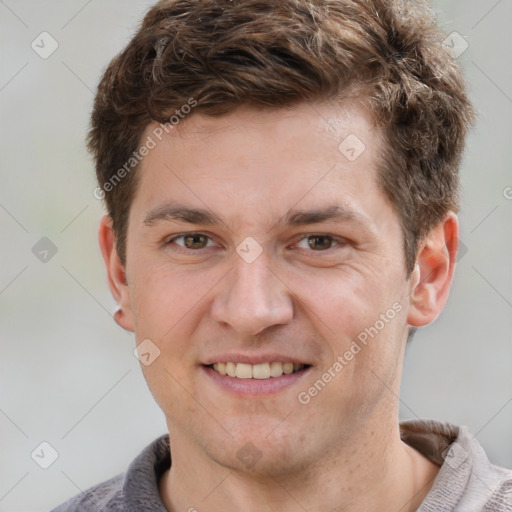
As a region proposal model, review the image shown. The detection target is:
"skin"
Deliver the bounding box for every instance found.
[99,102,459,512]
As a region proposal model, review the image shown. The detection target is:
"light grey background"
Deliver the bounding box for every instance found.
[0,1,511,510]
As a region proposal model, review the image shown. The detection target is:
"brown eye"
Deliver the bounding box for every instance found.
[307,235,335,251]
[183,234,209,249]
[168,233,215,250]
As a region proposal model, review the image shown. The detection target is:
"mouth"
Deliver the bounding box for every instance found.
[207,361,310,379]
[202,354,313,396]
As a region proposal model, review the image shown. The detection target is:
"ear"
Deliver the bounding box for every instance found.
[98,215,134,332]
[407,212,459,328]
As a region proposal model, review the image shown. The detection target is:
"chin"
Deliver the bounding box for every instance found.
[201,421,314,476]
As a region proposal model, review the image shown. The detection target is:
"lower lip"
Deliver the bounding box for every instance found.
[202,365,312,397]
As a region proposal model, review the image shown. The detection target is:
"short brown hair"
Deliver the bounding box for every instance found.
[88,0,475,274]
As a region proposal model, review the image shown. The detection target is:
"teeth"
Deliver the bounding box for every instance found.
[252,363,270,379]
[283,363,293,375]
[235,363,253,379]
[226,362,236,377]
[270,362,284,377]
[210,361,306,379]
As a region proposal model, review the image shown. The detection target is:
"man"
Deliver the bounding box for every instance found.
[52,0,512,510]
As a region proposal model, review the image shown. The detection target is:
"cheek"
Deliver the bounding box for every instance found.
[131,259,216,334]
[286,265,407,379]
[284,264,388,334]
[129,263,211,410]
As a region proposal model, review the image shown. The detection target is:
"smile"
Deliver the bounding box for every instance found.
[209,362,308,379]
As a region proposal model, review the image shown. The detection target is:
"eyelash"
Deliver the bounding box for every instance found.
[166,233,218,251]
[165,232,348,255]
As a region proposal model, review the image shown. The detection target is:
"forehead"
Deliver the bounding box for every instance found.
[131,102,389,229]
[150,101,380,155]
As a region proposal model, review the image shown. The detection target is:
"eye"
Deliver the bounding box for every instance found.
[295,234,344,251]
[167,233,216,250]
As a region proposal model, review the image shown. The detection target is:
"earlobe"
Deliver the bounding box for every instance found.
[407,212,459,328]
[98,215,134,332]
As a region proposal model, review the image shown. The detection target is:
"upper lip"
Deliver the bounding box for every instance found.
[203,353,311,366]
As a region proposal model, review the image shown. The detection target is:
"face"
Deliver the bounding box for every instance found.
[105,102,433,474]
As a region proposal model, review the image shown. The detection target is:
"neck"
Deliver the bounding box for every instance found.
[159,416,440,512]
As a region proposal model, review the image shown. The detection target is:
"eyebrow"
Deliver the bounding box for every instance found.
[283,205,366,227]
[144,204,221,226]
[143,203,369,229]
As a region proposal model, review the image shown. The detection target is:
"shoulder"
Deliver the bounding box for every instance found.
[49,473,125,512]
[49,434,171,512]
[401,419,512,511]
[455,424,512,511]
[484,469,512,511]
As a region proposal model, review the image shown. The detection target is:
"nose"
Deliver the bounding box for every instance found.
[211,252,294,336]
